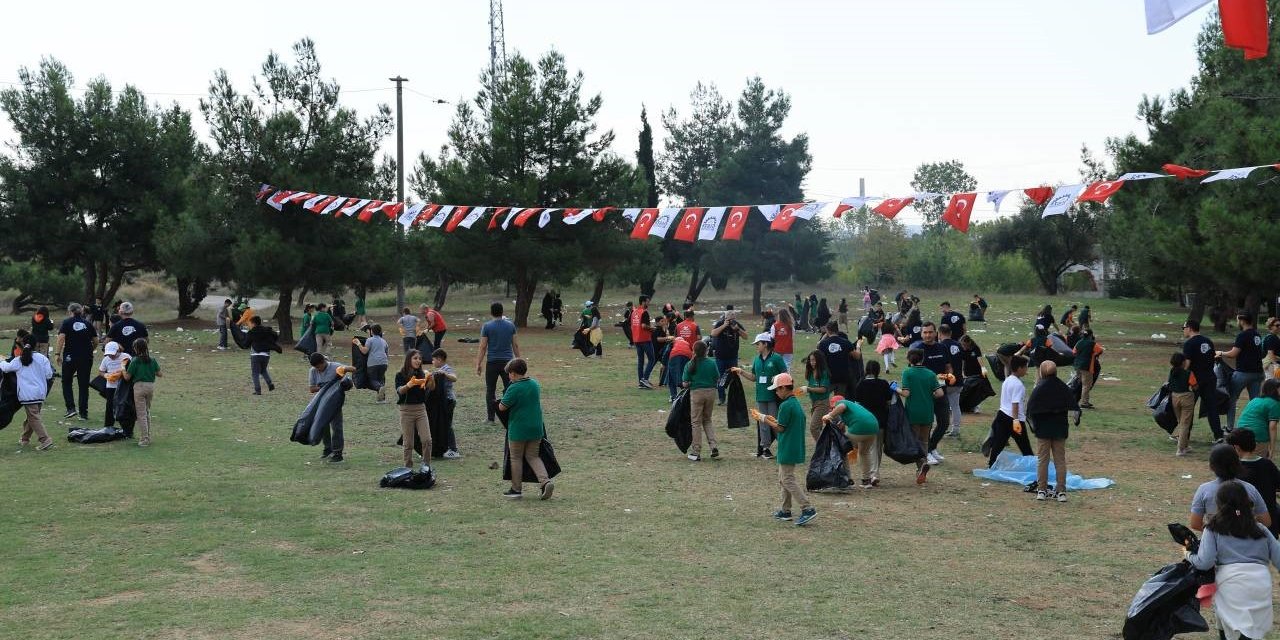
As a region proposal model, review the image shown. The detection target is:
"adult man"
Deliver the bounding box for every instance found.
[107,301,148,357]
[1182,320,1224,442]
[939,324,964,437]
[711,305,749,404]
[632,296,657,389]
[817,321,861,399]
[55,303,97,421]
[909,322,954,466]
[675,309,700,348]
[216,298,233,350]
[476,303,520,422]
[423,305,448,351]
[939,302,966,340]
[1218,313,1266,431]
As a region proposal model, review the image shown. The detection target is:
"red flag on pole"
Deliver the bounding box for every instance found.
[445,206,471,232]
[629,208,660,239]
[941,193,977,233]
[1162,163,1211,180]
[513,208,543,228]
[770,203,804,232]
[414,204,441,226]
[721,206,752,240]
[672,208,706,243]
[381,202,404,220]
[1023,187,1054,206]
[1076,180,1126,204]
[487,207,509,231]
[592,207,613,222]
[871,197,913,219]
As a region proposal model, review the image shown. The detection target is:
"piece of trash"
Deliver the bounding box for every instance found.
[352,550,364,554]
[1181,474,1193,479]
[1102,376,1121,381]
[980,483,991,487]
[623,509,632,513]
[211,418,221,421]
[1117,331,1126,335]
[488,462,499,470]
[236,439,247,443]
[176,327,184,332]
[724,495,733,501]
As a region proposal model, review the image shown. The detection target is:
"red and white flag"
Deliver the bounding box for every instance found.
[415,204,441,226]
[266,190,296,211]
[1042,184,1085,217]
[459,206,488,229]
[833,197,873,218]
[629,208,659,239]
[1023,187,1054,206]
[301,194,330,212]
[699,207,726,240]
[381,203,405,220]
[513,208,542,228]
[398,203,425,228]
[306,195,339,214]
[721,206,751,240]
[771,203,805,232]
[1201,165,1265,183]
[445,206,471,232]
[564,208,594,225]
[1162,163,1211,180]
[672,208,705,243]
[487,207,510,231]
[592,207,613,222]
[323,197,351,216]
[425,205,453,228]
[1220,0,1269,59]
[255,184,275,203]
[872,197,913,219]
[941,193,977,233]
[340,198,371,216]
[357,200,385,223]
[1076,180,1126,203]
[648,207,681,238]
[285,192,314,205]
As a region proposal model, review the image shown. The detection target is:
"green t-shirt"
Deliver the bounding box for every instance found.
[1167,367,1192,393]
[838,399,879,436]
[1239,397,1280,443]
[501,377,545,442]
[311,311,333,335]
[683,358,719,390]
[806,372,831,404]
[1073,337,1096,370]
[902,365,940,425]
[125,357,160,383]
[355,297,366,314]
[301,312,313,332]
[775,395,807,465]
[751,352,789,403]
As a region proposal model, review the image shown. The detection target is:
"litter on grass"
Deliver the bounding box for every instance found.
[973,452,1115,490]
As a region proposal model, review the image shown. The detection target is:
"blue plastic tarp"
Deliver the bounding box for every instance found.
[972,452,1115,490]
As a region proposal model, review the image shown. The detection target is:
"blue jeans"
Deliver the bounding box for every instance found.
[1228,370,1265,430]
[635,342,657,382]
[716,357,739,401]
[667,355,689,400]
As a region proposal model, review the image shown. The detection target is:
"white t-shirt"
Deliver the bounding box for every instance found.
[99,355,131,389]
[999,376,1026,421]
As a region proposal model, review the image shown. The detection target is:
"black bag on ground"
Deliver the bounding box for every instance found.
[1121,560,1209,640]
[67,426,127,444]
[665,389,693,453]
[807,423,853,491]
[959,375,996,413]
[350,337,370,390]
[725,373,749,429]
[89,375,109,399]
[0,370,19,431]
[290,377,349,445]
[113,379,136,429]
[986,355,1007,382]
[1147,384,1177,434]
[883,397,926,464]
[380,466,436,489]
[294,327,317,357]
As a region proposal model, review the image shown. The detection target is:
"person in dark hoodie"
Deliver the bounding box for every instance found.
[1026,361,1081,502]
[246,315,282,395]
[541,292,555,330]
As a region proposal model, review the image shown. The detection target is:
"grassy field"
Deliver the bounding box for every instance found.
[0,285,1244,639]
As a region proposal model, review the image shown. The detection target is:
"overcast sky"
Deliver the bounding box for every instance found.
[1,1,1214,224]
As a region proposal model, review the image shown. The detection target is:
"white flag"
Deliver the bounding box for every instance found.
[398,203,425,228]
[621,208,641,222]
[1201,165,1265,183]
[340,198,371,216]
[1145,0,1212,34]
[1116,172,1169,181]
[699,207,726,241]
[649,207,681,238]
[501,208,523,230]
[794,202,826,220]
[912,191,943,202]
[425,205,453,228]
[839,196,874,211]
[986,190,1011,213]
[757,205,781,222]
[1042,184,1085,217]
[302,194,329,210]
[459,206,487,229]
[564,208,595,225]
[537,209,556,228]
[320,197,347,215]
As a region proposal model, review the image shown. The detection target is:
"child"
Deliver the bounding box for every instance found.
[397,307,418,355]
[730,333,788,459]
[756,372,816,526]
[1228,428,1280,537]
[497,358,553,500]
[31,306,55,356]
[98,341,131,434]
[682,340,719,461]
[0,341,55,450]
[308,352,355,462]
[1168,352,1197,456]
[900,348,939,484]
[988,355,1033,468]
[432,349,461,459]
[877,326,899,370]
[123,338,160,447]
[802,349,831,441]
[823,394,880,488]
[245,315,280,395]
[394,349,434,474]
[354,324,390,403]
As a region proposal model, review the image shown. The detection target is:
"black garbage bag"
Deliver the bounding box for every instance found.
[1047,334,1075,366]
[883,397,926,464]
[857,315,875,341]
[113,379,136,429]
[572,329,594,357]
[379,466,436,490]
[806,423,853,491]
[968,307,986,322]
[1121,561,1210,640]
[350,337,370,390]
[230,325,251,350]
[986,354,1007,382]
[294,327,317,357]
[290,377,349,445]
[1147,384,1177,434]
[665,390,693,453]
[996,342,1022,358]
[425,372,452,458]
[959,375,996,413]
[340,313,357,330]
[0,370,19,431]
[67,426,127,444]
[89,375,109,399]
[1198,387,1229,419]
[725,373,749,429]
[501,435,562,483]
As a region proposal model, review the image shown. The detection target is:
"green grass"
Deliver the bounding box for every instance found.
[0,286,1235,639]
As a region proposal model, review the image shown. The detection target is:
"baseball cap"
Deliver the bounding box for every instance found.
[104,342,121,355]
[753,332,773,345]
[767,372,794,390]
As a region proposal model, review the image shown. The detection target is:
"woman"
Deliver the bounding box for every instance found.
[959,335,985,378]
[682,340,719,461]
[123,338,160,447]
[498,358,553,499]
[772,308,795,370]
[394,349,435,474]
[814,298,831,332]
[652,314,676,385]
[1263,317,1280,380]
[354,294,367,329]
[802,350,831,441]
[0,341,55,450]
[300,303,316,337]
[898,307,923,346]
[1236,379,1280,459]
[1191,444,1272,532]
[30,305,55,356]
[1185,480,1280,640]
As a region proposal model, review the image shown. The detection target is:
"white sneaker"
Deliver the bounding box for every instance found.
[926,452,940,466]
[930,449,945,463]
[443,450,462,460]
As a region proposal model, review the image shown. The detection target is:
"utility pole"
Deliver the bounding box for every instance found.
[390,75,408,314]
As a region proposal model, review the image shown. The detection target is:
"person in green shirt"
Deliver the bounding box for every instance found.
[312,303,335,355]
[1168,352,1198,456]
[1237,379,1280,458]
[682,341,720,461]
[823,395,881,487]
[122,338,161,447]
[901,348,942,484]
[498,358,553,500]
[731,333,789,459]
[757,372,816,526]
[354,295,367,329]
[802,349,831,441]
[300,303,315,336]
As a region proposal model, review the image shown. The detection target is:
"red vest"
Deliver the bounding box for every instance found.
[631,308,652,343]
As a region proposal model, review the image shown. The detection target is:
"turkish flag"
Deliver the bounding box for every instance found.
[872,197,914,219]
[285,192,314,205]
[1023,187,1054,206]
[381,202,405,220]
[629,208,660,239]
[1076,180,1126,204]
[326,197,353,216]
[445,206,471,232]
[306,195,338,214]
[721,206,751,240]
[832,204,851,218]
[592,207,613,222]
[771,203,804,232]
[415,204,441,226]
[941,193,977,233]
[265,190,295,210]
[487,207,510,231]
[1162,163,1211,180]
[1221,0,1269,59]
[357,200,385,223]
[514,208,543,228]
[255,184,275,203]
[672,208,706,243]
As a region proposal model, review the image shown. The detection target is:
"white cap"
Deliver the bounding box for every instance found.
[584,301,593,306]
[753,333,773,345]
[104,341,121,355]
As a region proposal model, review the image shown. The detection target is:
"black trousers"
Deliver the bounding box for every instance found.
[432,330,446,352]
[988,411,1033,467]
[103,387,117,429]
[62,357,91,418]
[1194,371,1224,440]
[485,359,511,421]
[928,396,952,452]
